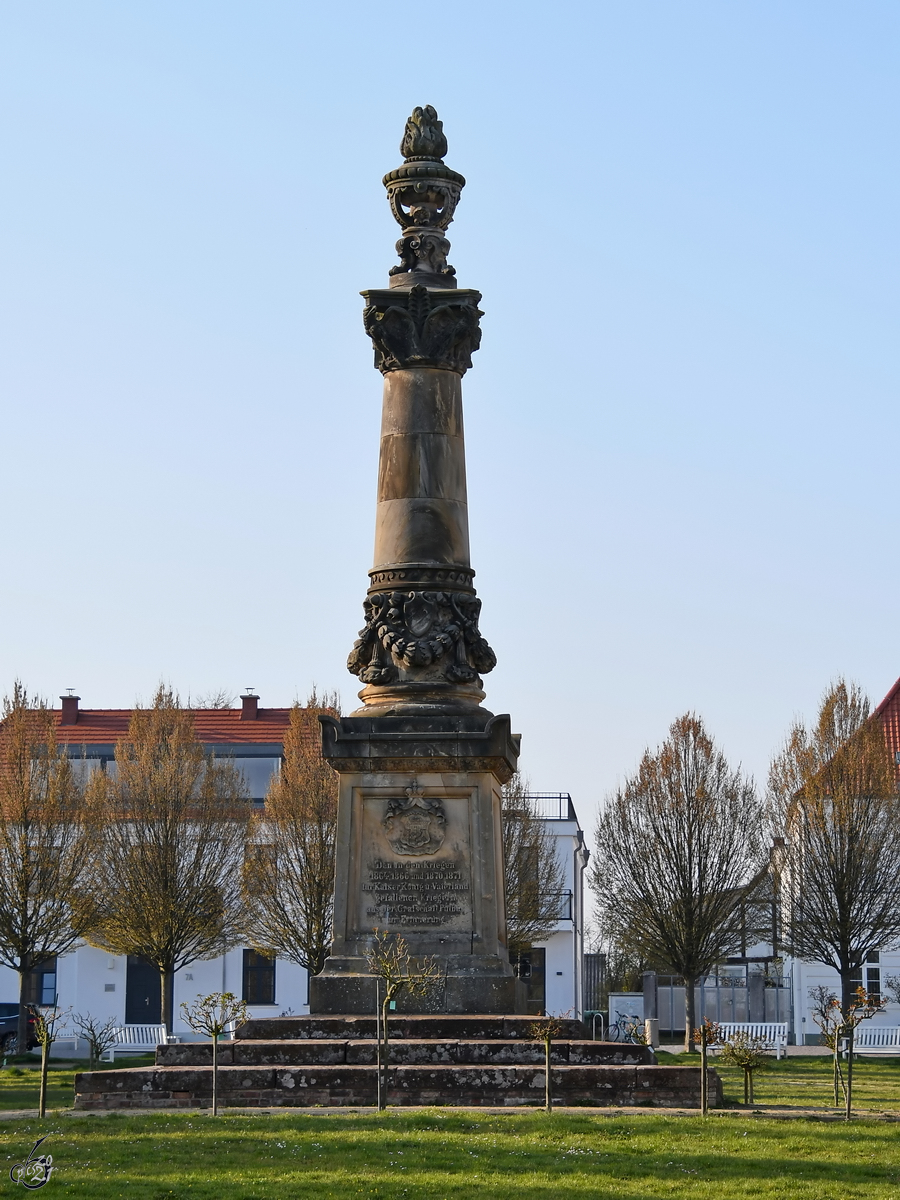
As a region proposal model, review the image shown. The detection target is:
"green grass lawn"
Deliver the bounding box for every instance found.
[1,1110,899,1198]
[0,1055,897,1198]
[0,1057,154,1113]
[657,1050,900,1112]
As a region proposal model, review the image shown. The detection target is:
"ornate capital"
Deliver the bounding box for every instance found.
[362,285,482,375]
[382,106,466,286]
[347,586,497,687]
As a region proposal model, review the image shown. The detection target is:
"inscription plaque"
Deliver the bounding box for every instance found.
[363,858,469,926]
[356,789,472,933]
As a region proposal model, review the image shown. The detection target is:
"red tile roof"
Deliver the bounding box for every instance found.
[51,707,295,747]
[876,676,900,763]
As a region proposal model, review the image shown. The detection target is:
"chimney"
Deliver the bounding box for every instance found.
[240,692,259,721]
[60,693,80,725]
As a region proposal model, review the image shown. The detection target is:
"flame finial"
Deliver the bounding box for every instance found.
[400,105,448,161]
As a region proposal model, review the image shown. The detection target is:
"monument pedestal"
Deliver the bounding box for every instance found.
[310,711,523,1015]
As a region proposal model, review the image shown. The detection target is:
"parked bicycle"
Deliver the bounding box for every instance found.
[607,1011,644,1044]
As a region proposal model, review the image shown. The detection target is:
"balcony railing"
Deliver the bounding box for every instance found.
[539,891,573,922]
[525,792,578,821]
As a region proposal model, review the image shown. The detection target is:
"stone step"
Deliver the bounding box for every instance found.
[74,1063,722,1111]
[157,1038,655,1069]
[236,1015,587,1041]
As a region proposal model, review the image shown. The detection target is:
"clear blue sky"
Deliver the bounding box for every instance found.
[2,1,897,829]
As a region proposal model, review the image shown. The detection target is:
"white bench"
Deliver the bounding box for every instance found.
[48,1034,81,1057]
[842,1026,900,1056]
[101,1024,173,1062]
[715,1022,788,1060]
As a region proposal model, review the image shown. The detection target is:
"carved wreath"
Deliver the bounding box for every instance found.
[347,589,497,686]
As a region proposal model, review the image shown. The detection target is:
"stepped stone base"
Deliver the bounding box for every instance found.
[74,1063,722,1110]
[231,1015,587,1041]
[156,1039,652,1068]
[73,1016,723,1111]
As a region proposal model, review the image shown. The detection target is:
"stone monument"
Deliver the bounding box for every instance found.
[70,105,720,1111]
[311,106,522,1014]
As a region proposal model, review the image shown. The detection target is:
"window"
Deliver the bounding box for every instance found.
[851,952,882,1001]
[866,950,881,1001]
[234,759,281,806]
[242,950,275,1005]
[517,845,539,879]
[69,758,103,787]
[866,966,882,1001]
[243,844,276,897]
[24,958,57,1006]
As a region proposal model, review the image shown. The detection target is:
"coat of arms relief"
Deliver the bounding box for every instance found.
[383,783,447,855]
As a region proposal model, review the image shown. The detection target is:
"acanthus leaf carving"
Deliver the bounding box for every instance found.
[389,230,456,281]
[362,285,482,375]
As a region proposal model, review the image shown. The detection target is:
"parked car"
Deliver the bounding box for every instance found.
[0,1004,38,1053]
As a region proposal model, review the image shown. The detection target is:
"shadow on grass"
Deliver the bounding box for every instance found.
[0,1111,894,1198]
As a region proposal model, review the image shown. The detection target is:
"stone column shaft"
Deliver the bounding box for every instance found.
[374,367,469,571]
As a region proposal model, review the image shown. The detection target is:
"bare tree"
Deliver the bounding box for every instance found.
[71,1012,119,1069]
[835,987,884,1120]
[769,680,900,1015]
[243,693,339,977]
[591,714,765,1051]
[192,690,237,710]
[365,930,441,1110]
[718,1029,770,1105]
[695,1016,719,1114]
[0,684,100,1054]
[86,686,251,1031]
[30,1003,71,1117]
[180,992,249,1116]
[501,773,567,957]
[528,1013,567,1112]
[583,913,653,1013]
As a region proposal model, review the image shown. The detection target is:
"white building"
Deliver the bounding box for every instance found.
[0,697,589,1043]
[780,673,900,1042]
[515,792,590,1020]
[0,693,306,1048]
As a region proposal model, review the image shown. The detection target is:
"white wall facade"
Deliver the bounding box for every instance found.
[0,946,310,1050]
[785,951,900,1044]
[528,794,589,1019]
